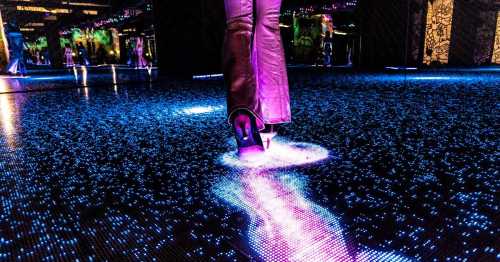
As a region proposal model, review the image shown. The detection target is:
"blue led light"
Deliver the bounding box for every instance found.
[0,69,497,260]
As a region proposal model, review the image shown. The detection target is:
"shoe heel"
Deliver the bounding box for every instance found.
[233,111,264,157]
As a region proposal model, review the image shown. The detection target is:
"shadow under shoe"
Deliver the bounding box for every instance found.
[233,110,264,160]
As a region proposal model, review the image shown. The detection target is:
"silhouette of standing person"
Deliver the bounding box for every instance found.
[6,21,27,75]
[64,44,75,67]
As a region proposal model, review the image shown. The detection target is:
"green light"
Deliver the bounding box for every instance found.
[71,28,82,42]
[93,29,110,45]
[35,37,47,50]
[60,37,71,48]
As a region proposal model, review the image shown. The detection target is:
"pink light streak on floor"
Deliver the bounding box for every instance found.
[216,139,410,261]
[215,172,411,262]
[241,173,353,262]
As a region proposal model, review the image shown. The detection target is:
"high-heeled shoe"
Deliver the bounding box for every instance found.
[233,110,264,159]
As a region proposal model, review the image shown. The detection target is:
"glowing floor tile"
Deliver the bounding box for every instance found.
[214,172,411,262]
[179,105,224,115]
[0,76,30,79]
[220,138,330,169]
[410,76,452,81]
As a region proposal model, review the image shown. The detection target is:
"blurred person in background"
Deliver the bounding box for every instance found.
[64,44,75,67]
[5,21,27,76]
[135,36,147,69]
[77,42,90,66]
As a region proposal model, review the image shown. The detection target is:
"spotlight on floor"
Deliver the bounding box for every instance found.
[220,138,330,169]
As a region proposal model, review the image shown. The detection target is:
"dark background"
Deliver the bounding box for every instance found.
[152,0,500,76]
[152,0,348,76]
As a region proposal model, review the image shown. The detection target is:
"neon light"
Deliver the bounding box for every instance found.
[111,65,117,85]
[24,23,45,27]
[81,66,88,86]
[0,76,29,80]
[16,6,72,14]
[192,74,224,80]
[0,10,9,66]
[180,105,224,115]
[82,10,98,15]
[410,76,452,80]
[385,66,418,71]
[73,66,78,83]
[214,172,411,261]
[333,30,347,35]
[29,76,71,81]
[65,2,110,8]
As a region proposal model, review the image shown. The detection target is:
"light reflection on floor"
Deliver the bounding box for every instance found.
[0,80,18,148]
[220,138,330,169]
[0,94,15,146]
[216,138,410,261]
[214,171,410,261]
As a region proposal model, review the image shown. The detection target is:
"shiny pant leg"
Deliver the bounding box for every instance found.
[224,0,291,129]
[254,0,291,124]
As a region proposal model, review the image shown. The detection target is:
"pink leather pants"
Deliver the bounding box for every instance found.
[224,0,291,129]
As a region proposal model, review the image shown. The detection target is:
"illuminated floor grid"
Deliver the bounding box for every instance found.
[0,69,498,261]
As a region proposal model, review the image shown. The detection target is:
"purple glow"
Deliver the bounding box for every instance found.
[385,66,418,71]
[220,138,330,169]
[242,172,351,261]
[214,173,411,261]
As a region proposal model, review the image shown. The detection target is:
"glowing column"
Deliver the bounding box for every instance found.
[423,0,455,65]
[110,28,120,62]
[0,10,9,69]
[492,12,500,64]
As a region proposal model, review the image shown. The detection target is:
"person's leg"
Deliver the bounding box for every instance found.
[254,0,291,125]
[224,0,264,130]
[224,0,264,157]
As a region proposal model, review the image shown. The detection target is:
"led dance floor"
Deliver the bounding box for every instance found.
[0,69,498,261]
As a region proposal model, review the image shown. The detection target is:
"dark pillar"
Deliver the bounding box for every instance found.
[408,0,428,67]
[448,0,479,65]
[472,0,497,65]
[47,29,63,68]
[153,0,225,77]
[358,0,411,68]
[449,0,497,66]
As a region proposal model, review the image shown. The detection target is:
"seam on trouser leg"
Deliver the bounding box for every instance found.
[228,107,265,131]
